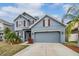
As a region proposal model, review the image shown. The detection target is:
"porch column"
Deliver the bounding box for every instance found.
[22,31,25,42]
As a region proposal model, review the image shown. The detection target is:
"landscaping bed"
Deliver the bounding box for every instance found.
[65,45,79,53]
[64,42,79,53]
[0,42,29,56]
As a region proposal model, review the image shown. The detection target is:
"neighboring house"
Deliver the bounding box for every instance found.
[14,12,65,43]
[0,19,13,41]
[67,21,78,41]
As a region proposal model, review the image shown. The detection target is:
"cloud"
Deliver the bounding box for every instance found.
[63,4,72,12]
[0,11,8,16]
[0,3,45,22]
[51,14,62,22]
[15,3,45,16]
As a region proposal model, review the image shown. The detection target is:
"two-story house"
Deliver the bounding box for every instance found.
[0,19,13,41]
[14,12,65,43]
[14,12,37,42]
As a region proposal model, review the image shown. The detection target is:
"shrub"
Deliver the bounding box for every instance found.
[4,27,22,45]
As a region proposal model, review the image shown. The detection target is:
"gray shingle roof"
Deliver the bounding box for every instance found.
[0,19,13,25]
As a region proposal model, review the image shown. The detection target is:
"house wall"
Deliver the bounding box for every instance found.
[69,33,78,41]
[22,14,36,24]
[14,17,29,31]
[0,23,4,40]
[31,17,65,43]
[0,23,4,30]
[3,24,13,31]
[0,23,13,41]
[14,15,36,31]
[14,14,36,42]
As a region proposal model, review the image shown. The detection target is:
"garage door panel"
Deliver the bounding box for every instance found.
[34,32,60,43]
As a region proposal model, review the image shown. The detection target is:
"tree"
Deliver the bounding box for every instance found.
[4,27,21,45]
[63,5,79,47]
[4,27,11,41]
[4,27,11,35]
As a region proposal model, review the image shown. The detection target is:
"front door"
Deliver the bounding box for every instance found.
[24,31,31,41]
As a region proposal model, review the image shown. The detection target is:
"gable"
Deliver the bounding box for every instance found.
[14,12,36,22]
[30,15,66,29]
[14,15,30,21]
[22,12,37,20]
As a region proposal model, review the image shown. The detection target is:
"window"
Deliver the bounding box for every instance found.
[48,19,50,26]
[45,19,48,27]
[16,21,18,27]
[43,20,45,27]
[24,20,26,26]
[18,21,23,27]
[43,18,50,27]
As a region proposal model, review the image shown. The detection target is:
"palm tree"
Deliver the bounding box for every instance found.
[4,27,21,44]
[63,5,79,46]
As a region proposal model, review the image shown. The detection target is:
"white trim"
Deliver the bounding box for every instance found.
[33,30,61,33]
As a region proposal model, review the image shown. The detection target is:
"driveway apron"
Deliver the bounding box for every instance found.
[14,43,79,56]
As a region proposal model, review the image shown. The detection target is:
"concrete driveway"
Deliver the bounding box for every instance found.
[14,43,79,56]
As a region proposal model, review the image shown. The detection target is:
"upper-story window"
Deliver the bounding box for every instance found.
[18,21,23,27]
[16,21,18,27]
[24,20,26,26]
[43,18,50,27]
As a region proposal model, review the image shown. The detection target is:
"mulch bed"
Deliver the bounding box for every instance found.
[65,45,79,53]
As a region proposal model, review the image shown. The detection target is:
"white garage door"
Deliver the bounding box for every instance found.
[34,32,60,43]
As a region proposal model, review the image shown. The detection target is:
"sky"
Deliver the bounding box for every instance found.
[0,3,77,24]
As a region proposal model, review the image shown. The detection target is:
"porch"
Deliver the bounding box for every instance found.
[15,29,31,42]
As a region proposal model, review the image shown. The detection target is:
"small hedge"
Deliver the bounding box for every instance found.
[68,41,77,43]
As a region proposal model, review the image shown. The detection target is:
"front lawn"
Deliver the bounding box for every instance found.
[64,41,79,53]
[0,42,28,56]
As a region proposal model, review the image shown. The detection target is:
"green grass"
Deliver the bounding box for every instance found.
[0,42,29,56]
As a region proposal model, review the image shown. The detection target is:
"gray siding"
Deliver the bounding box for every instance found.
[14,15,36,31]
[31,17,65,43]
[14,17,29,31]
[14,14,36,42]
[0,23,13,41]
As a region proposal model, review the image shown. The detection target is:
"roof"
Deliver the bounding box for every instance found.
[22,12,37,20]
[29,15,66,29]
[0,19,13,25]
[14,15,27,21]
[14,12,36,21]
[67,20,72,24]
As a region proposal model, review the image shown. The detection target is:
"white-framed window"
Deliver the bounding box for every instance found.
[45,19,48,27]
[18,21,23,27]
[43,18,50,27]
